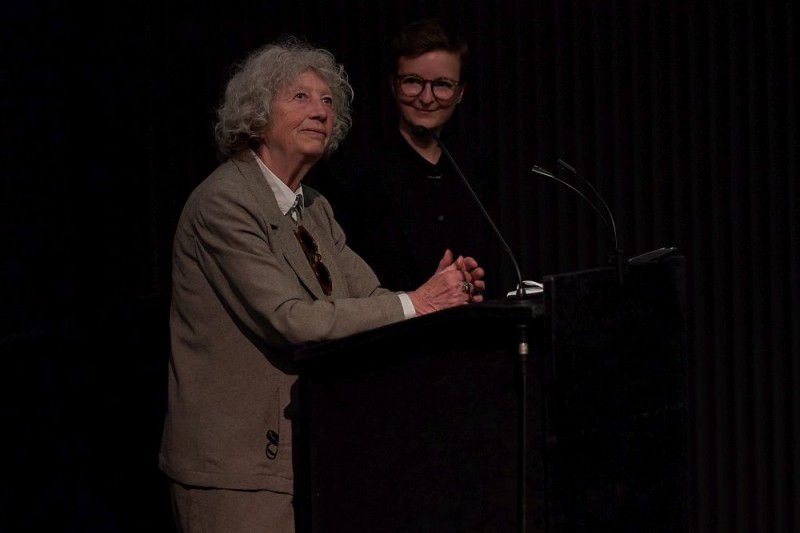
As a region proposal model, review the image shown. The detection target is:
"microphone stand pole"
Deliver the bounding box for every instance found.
[427,129,529,533]
[517,323,528,533]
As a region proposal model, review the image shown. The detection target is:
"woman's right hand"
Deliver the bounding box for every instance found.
[408,250,475,316]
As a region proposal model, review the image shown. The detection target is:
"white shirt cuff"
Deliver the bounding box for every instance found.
[397,293,416,319]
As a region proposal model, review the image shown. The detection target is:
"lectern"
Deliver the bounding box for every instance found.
[294,255,688,532]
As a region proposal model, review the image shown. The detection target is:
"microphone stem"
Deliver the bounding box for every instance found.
[433,134,525,299]
[532,163,625,286]
[556,159,619,250]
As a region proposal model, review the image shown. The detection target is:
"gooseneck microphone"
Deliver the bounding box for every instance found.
[413,125,527,299]
[531,160,626,286]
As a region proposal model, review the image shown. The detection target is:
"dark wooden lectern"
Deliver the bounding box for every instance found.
[294,256,688,532]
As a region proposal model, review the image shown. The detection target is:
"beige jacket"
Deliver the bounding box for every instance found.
[159,152,405,493]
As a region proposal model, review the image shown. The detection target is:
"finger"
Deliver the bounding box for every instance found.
[434,249,454,274]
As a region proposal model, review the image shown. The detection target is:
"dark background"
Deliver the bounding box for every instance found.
[1,1,797,532]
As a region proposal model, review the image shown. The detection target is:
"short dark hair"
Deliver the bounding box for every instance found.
[387,18,470,82]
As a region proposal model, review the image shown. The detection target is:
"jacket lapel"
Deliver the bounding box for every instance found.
[231,155,330,300]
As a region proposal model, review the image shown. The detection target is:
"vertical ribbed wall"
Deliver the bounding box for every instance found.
[2,1,795,531]
[144,1,800,530]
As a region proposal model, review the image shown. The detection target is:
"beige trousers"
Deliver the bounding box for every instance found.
[168,480,296,533]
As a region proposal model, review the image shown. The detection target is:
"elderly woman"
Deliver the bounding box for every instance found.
[159,37,485,532]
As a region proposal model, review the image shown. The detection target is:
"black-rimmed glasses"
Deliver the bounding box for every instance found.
[294,224,333,295]
[395,74,461,100]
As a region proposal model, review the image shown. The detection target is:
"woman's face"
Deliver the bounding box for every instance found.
[263,70,335,166]
[392,50,464,134]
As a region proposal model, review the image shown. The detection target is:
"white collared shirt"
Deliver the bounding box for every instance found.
[252,151,302,218]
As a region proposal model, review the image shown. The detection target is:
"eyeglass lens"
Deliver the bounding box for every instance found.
[398,75,458,100]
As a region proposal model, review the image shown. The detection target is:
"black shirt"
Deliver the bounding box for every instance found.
[308,128,502,298]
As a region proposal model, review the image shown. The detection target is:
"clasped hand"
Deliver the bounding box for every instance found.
[408,249,486,316]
